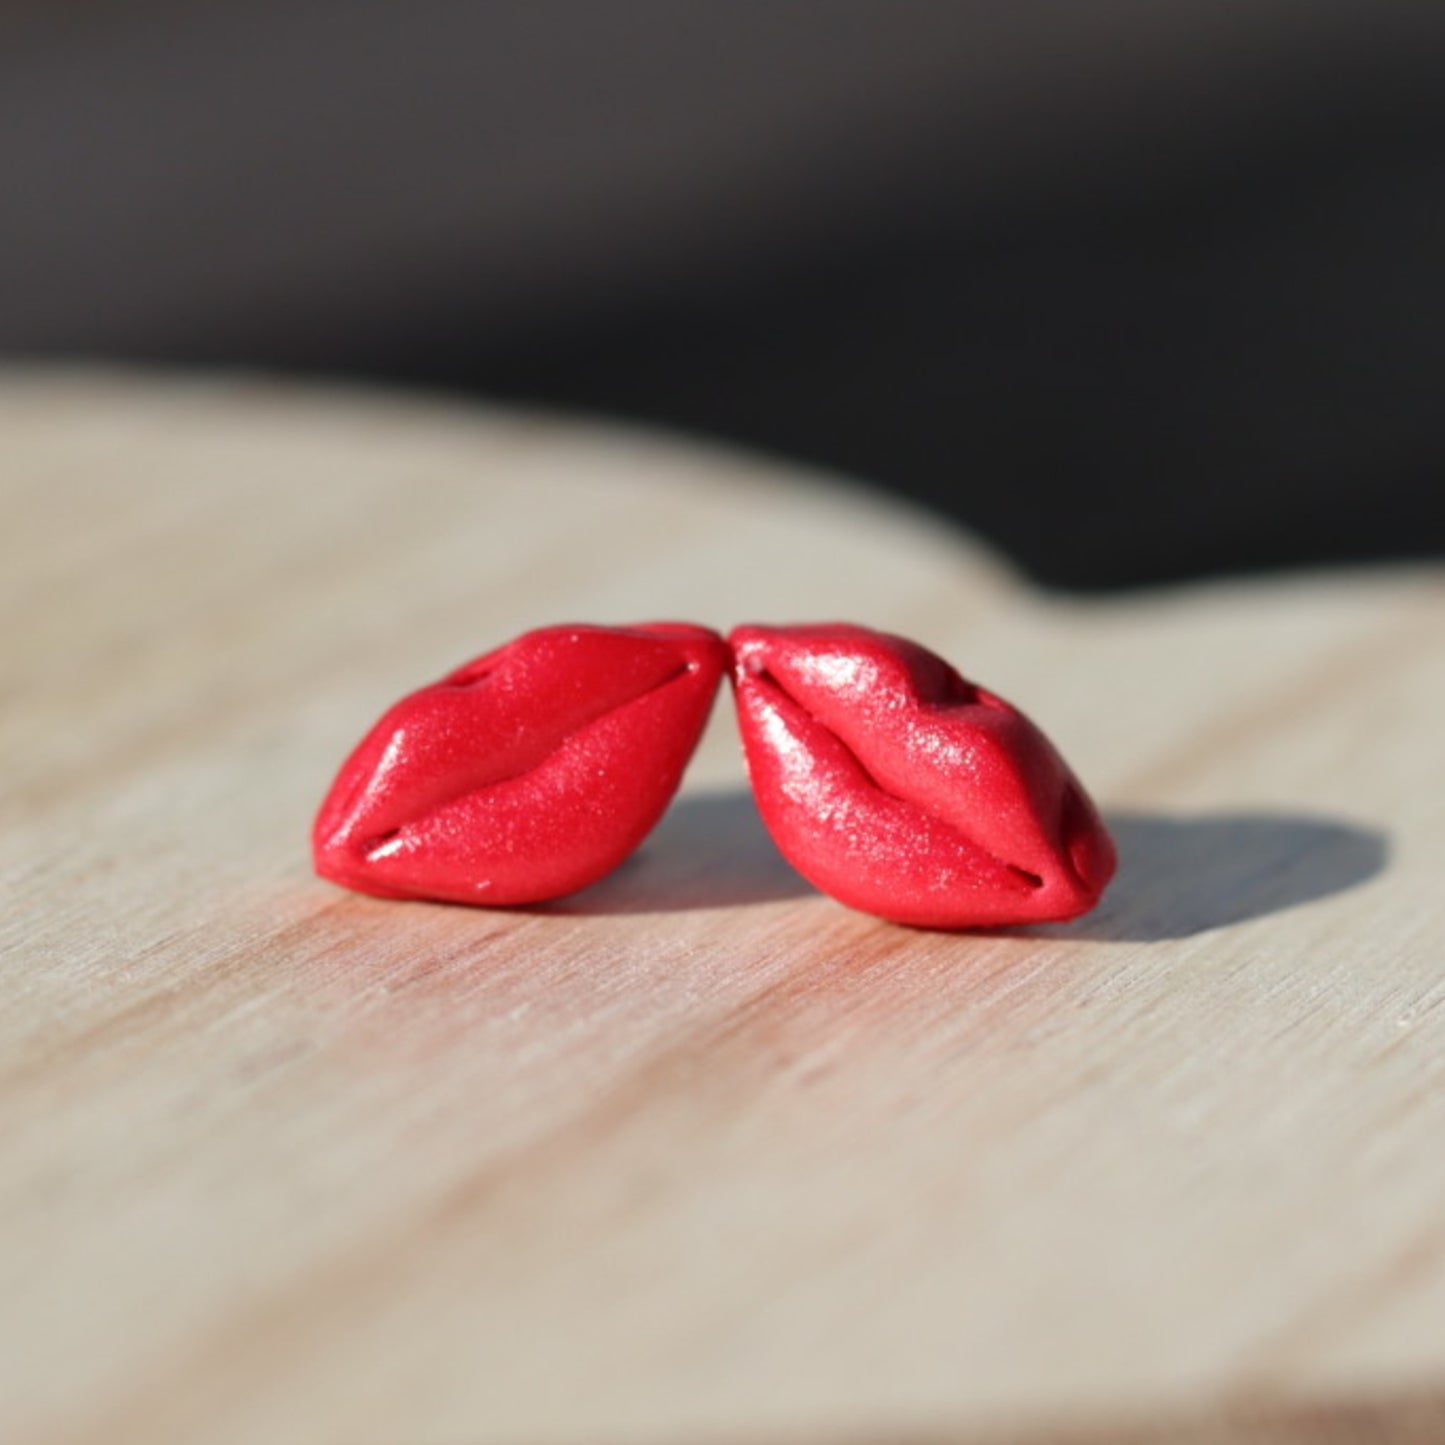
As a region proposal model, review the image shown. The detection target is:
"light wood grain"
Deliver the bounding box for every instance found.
[1,368,1443,1445]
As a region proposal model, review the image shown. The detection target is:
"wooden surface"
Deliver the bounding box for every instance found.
[2,370,1444,1445]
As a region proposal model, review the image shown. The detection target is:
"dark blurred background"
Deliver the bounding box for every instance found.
[4,0,1443,589]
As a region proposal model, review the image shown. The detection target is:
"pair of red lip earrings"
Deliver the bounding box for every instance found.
[312,622,1116,929]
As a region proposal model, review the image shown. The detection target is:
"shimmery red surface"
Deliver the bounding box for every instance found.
[729,623,1116,928]
[313,622,727,905]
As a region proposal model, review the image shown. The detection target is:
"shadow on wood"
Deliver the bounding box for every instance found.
[548,798,1387,935]
[542,789,816,915]
[1050,810,1390,943]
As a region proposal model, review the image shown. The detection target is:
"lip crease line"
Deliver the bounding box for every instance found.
[353,659,696,861]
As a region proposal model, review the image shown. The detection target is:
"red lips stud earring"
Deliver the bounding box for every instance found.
[313,622,728,906]
[728,623,1116,928]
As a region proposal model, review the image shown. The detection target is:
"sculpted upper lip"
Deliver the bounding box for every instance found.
[313,622,727,905]
[728,623,1116,928]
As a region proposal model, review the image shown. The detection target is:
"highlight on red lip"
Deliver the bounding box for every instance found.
[313,622,729,906]
[727,622,1116,928]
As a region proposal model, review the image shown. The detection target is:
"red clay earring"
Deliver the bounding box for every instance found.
[729,623,1116,928]
[313,622,728,905]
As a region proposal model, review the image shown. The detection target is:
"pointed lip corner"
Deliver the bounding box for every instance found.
[726,624,784,683]
[728,622,898,687]
[1023,828,1115,921]
[311,802,370,878]
[312,822,361,890]
[1072,827,1119,908]
[631,621,730,680]
[311,787,358,862]
[1054,784,1118,902]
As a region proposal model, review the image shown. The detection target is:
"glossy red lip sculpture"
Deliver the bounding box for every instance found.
[729,623,1116,928]
[313,622,728,905]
